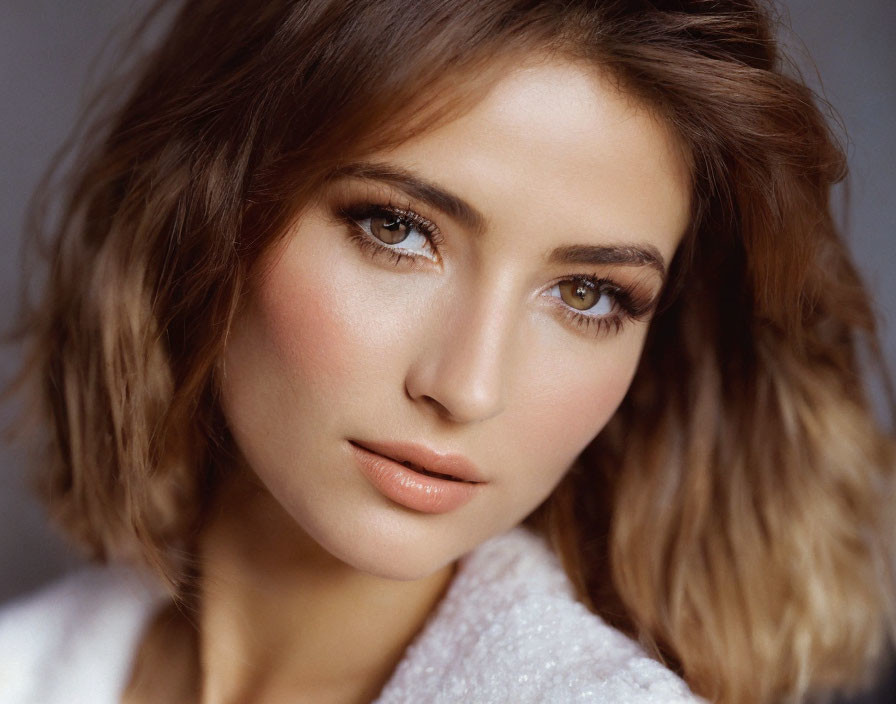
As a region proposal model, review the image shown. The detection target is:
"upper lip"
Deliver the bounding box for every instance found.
[351,439,486,484]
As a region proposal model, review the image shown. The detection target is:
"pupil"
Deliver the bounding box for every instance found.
[383,217,402,231]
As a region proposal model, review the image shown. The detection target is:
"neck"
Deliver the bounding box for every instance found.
[194,468,454,704]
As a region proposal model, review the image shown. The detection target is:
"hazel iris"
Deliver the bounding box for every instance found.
[559,280,600,311]
[371,214,411,245]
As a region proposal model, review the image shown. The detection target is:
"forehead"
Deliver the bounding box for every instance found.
[373,58,692,267]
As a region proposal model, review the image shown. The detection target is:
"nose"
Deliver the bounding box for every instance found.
[404,282,516,425]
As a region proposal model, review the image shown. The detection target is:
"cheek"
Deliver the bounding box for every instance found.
[219,233,370,458]
[254,261,355,394]
[252,210,447,392]
[512,341,643,475]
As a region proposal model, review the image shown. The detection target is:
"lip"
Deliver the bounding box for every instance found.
[351,439,486,483]
[348,440,485,514]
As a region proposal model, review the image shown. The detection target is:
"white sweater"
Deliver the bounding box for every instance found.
[0,527,704,703]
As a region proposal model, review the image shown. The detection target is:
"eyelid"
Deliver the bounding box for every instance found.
[329,167,486,236]
[330,181,446,241]
[378,205,444,247]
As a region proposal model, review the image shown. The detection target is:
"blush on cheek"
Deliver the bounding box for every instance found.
[254,256,357,390]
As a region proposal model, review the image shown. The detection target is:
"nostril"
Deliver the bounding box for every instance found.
[422,394,453,419]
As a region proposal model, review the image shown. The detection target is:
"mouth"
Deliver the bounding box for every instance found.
[348,439,485,485]
[394,459,471,483]
[349,440,481,514]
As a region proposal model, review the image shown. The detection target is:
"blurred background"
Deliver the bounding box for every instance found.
[1,0,894,700]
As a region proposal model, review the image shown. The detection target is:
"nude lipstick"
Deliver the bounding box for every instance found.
[348,440,484,514]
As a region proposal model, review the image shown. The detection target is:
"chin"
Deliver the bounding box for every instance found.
[299,503,471,582]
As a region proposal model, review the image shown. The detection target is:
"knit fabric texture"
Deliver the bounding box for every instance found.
[375,527,703,703]
[0,527,704,703]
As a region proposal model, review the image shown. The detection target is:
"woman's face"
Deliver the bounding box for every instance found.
[220,58,691,580]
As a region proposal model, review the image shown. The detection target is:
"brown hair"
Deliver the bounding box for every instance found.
[11,1,895,702]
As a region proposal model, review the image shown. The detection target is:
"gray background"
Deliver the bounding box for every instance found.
[1,0,894,698]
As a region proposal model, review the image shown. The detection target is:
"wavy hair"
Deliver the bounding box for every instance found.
[10,1,895,702]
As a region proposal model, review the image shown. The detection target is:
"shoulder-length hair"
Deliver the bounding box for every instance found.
[12,1,895,702]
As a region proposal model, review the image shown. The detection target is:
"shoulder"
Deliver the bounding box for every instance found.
[377,527,705,703]
[0,565,167,704]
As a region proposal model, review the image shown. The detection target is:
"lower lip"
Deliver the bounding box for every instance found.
[349,442,480,514]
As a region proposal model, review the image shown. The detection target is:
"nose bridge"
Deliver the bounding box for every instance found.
[406,271,518,424]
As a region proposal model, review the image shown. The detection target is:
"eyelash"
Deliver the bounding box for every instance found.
[337,201,443,268]
[335,201,654,338]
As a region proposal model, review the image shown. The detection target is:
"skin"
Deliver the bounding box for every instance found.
[127,57,691,703]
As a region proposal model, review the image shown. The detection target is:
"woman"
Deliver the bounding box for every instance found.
[1,0,893,702]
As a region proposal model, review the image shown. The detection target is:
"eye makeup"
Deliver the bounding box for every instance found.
[331,194,659,339]
[545,275,656,337]
[335,201,443,268]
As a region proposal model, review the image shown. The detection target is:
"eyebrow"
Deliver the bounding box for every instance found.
[330,161,668,278]
[331,161,486,233]
[548,244,666,278]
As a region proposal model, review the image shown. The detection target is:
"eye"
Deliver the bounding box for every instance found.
[549,278,615,318]
[544,275,655,339]
[344,205,440,263]
[369,213,418,245]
